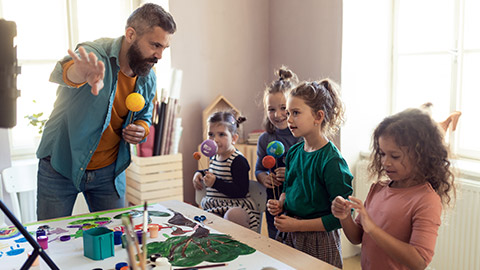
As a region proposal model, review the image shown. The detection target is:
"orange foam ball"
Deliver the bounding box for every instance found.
[125,93,145,112]
[262,155,276,169]
[193,152,201,160]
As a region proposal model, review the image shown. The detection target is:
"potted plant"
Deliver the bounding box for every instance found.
[25,112,47,134]
[24,101,48,135]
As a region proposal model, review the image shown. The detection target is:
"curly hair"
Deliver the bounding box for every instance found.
[262,66,298,133]
[289,78,345,138]
[369,108,456,206]
[207,110,246,135]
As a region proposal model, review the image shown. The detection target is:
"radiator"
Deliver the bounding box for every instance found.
[355,158,480,270]
[353,159,372,201]
[430,178,480,270]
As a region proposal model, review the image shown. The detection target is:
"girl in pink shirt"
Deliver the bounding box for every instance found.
[332,108,456,270]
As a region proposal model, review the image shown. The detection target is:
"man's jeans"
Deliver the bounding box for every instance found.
[37,157,125,220]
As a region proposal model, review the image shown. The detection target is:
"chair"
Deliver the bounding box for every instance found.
[195,180,267,233]
[0,161,38,224]
[248,180,267,233]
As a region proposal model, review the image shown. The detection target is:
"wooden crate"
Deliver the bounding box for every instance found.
[126,153,183,205]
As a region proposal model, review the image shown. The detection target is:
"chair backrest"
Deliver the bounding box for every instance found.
[195,180,267,211]
[248,180,267,214]
[195,185,206,206]
[1,162,38,223]
[248,180,267,233]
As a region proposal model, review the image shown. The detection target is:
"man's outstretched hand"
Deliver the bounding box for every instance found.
[67,46,105,95]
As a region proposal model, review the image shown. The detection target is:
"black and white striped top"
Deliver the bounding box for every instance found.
[206,149,250,198]
[201,149,260,231]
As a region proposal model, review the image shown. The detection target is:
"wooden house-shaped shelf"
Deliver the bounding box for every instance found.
[202,95,241,140]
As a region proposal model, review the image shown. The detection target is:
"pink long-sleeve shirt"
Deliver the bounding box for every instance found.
[356,181,442,270]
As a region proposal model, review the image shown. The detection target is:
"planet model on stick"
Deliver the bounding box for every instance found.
[125,93,145,125]
[266,140,285,158]
[125,93,145,112]
[200,139,217,158]
[262,155,276,169]
[193,152,202,160]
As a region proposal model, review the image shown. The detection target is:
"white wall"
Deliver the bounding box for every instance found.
[0,129,11,172]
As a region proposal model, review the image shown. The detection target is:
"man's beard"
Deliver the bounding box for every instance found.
[127,41,158,76]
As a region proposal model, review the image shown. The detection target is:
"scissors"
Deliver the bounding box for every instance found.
[194,215,206,226]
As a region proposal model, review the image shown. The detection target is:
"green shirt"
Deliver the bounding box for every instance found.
[283,141,353,231]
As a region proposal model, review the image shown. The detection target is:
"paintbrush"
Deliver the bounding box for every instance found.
[128,214,144,269]
[142,201,148,270]
[122,215,138,270]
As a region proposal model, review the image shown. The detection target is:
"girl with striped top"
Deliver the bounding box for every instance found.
[193,111,260,231]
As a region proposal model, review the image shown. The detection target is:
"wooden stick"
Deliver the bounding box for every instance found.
[270,169,276,201]
[142,202,148,270]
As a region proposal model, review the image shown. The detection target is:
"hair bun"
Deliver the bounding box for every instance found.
[237,116,247,125]
[277,67,294,81]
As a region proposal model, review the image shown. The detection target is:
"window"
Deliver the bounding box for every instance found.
[342,0,480,161]
[392,0,480,159]
[0,0,171,158]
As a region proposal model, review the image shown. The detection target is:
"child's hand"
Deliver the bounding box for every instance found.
[331,195,352,220]
[273,167,286,184]
[267,199,283,216]
[273,214,297,232]
[203,171,216,187]
[192,172,204,190]
[347,196,378,234]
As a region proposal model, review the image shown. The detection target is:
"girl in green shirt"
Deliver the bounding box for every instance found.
[267,79,353,268]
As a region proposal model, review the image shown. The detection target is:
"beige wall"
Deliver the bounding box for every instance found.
[169,0,342,204]
[269,0,342,82]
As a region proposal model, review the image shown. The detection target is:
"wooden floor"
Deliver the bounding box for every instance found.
[344,255,361,270]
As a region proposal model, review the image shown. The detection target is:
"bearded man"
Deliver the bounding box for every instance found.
[36,3,176,219]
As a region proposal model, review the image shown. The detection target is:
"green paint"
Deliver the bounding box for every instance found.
[162,233,170,238]
[72,229,84,239]
[23,205,142,227]
[146,233,255,267]
[148,211,170,217]
[113,210,169,220]
[112,212,131,219]
[68,216,110,225]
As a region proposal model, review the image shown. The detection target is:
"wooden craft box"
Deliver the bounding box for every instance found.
[126,153,183,205]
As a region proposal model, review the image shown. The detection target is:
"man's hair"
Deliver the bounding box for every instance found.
[126,3,176,36]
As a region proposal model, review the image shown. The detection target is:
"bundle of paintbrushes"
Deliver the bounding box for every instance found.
[121,201,149,270]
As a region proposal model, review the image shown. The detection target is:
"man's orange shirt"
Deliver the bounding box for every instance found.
[63,60,149,170]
